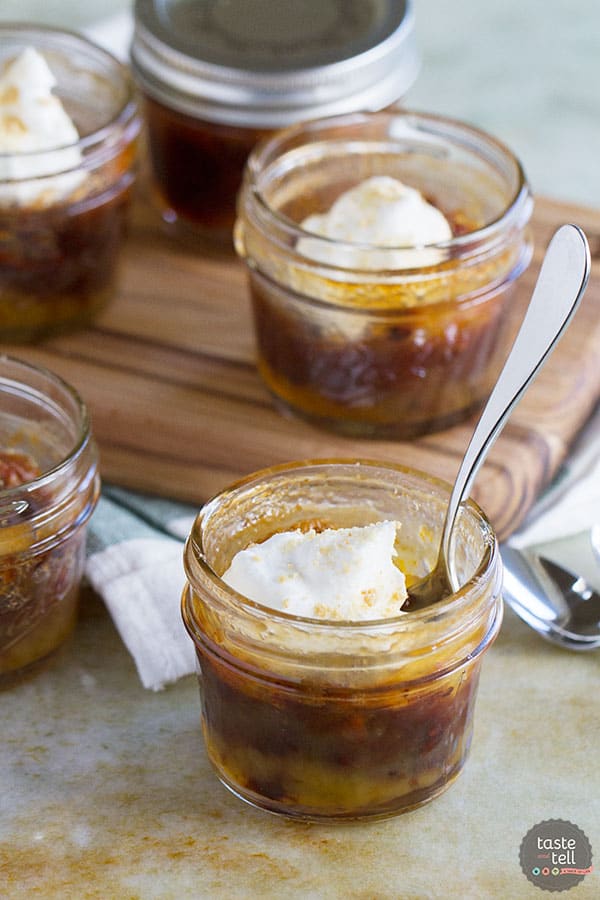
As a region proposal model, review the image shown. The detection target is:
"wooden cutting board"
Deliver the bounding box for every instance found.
[5,193,600,541]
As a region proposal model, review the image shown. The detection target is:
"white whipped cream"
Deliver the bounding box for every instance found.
[297,175,452,270]
[222,521,407,621]
[0,47,85,207]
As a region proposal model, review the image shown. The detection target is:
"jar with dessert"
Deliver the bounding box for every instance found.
[0,25,141,341]
[0,357,100,680]
[182,460,502,821]
[130,0,418,241]
[235,110,534,438]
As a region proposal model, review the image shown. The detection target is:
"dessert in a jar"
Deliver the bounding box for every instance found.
[235,111,534,438]
[0,357,99,679]
[0,25,141,341]
[182,460,502,821]
[130,0,418,241]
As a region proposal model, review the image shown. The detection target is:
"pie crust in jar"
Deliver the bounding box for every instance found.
[0,26,141,341]
[235,111,533,438]
[0,357,99,680]
[182,460,502,821]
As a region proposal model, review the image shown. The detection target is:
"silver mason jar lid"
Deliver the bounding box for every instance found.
[131,0,419,127]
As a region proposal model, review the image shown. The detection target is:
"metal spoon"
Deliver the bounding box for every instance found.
[501,543,600,650]
[402,224,591,611]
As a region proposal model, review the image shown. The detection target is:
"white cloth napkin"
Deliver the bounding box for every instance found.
[85,489,197,691]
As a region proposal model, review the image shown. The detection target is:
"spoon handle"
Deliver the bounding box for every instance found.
[442,224,591,582]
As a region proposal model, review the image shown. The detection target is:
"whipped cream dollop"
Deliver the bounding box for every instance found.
[0,47,85,207]
[221,521,407,621]
[297,175,452,270]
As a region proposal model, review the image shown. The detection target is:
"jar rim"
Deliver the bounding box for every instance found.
[183,458,499,634]
[243,109,532,262]
[0,23,141,171]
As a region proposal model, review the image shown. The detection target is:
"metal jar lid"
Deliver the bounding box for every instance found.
[131,0,419,128]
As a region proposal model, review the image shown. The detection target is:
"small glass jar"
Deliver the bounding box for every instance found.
[235,111,533,438]
[182,460,502,821]
[131,0,418,241]
[0,25,141,341]
[0,357,100,679]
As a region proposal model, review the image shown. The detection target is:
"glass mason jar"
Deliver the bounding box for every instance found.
[131,0,418,241]
[0,25,141,341]
[0,357,100,679]
[235,111,534,438]
[182,460,502,821]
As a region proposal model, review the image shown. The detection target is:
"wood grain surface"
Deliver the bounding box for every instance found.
[4,193,600,541]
